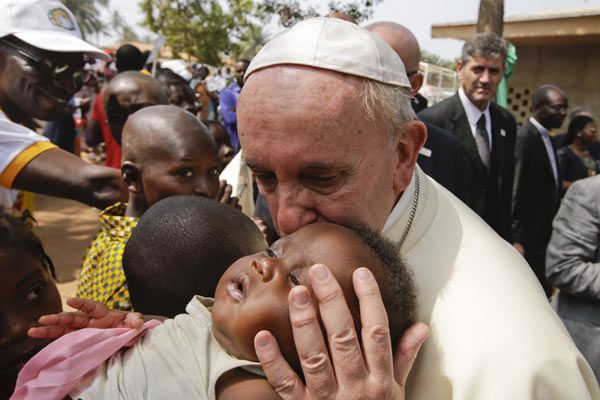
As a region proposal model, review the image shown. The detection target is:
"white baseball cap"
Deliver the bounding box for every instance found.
[0,0,110,60]
[245,17,410,89]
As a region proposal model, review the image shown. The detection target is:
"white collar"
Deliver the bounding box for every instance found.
[529,117,550,137]
[382,170,416,234]
[458,86,490,126]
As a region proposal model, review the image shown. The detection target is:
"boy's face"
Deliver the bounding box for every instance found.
[139,129,221,206]
[0,248,61,389]
[211,223,376,371]
[208,124,235,168]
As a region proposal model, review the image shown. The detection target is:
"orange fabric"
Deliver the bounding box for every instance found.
[0,141,56,188]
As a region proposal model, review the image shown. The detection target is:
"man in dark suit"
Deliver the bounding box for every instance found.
[513,84,568,296]
[418,33,517,242]
[366,22,467,200]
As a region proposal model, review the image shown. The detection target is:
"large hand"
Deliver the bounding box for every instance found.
[28,297,144,339]
[254,265,429,399]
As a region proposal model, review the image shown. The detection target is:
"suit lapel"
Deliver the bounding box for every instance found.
[448,94,488,178]
[489,105,506,175]
[529,122,557,186]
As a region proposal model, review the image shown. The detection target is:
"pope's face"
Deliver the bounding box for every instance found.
[238,66,422,236]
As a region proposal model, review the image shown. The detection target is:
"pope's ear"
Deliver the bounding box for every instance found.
[392,120,427,194]
[121,161,142,194]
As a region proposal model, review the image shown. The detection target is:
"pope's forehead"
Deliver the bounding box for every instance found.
[243,65,365,95]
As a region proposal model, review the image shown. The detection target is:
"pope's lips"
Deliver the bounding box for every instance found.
[227,273,250,302]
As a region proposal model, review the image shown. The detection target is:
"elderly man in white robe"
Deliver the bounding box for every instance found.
[236,17,599,400]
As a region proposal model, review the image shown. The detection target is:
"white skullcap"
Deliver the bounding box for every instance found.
[245,17,410,89]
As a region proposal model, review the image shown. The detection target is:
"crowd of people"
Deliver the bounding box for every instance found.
[0,0,599,399]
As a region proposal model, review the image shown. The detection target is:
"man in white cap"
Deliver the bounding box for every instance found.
[238,18,599,399]
[0,0,125,208]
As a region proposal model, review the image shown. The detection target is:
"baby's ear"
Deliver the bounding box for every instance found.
[121,161,142,194]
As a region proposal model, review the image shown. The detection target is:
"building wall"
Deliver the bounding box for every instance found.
[507,44,600,128]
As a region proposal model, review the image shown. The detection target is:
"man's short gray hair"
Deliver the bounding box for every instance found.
[461,32,507,64]
[360,79,415,141]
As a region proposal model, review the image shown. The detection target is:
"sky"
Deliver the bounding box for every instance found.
[102,0,600,60]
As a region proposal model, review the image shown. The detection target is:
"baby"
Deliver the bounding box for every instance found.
[122,195,267,317]
[76,105,236,311]
[15,197,416,399]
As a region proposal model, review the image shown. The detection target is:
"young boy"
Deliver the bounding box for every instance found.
[122,195,267,317]
[17,198,416,399]
[76,105,227,311]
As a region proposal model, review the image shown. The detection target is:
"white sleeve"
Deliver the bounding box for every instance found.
[0,117,49,173]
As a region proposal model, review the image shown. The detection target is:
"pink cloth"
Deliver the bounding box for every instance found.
[11,320,161,400]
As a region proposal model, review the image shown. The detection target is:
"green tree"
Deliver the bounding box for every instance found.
[140,0,233,65]
[62,0,110,37]
[421,49,456,70]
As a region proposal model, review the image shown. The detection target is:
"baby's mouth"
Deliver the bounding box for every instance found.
[227,273,249,302]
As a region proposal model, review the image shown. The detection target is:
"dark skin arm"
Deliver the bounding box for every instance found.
[217,368,280,400]
[85,118,104,147]
[13,148,127,209]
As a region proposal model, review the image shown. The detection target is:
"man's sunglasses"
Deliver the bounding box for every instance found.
[0,38,91,85]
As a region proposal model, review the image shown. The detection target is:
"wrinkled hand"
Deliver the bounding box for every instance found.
[254,265,429,400]
[217,180,241,210]
[28,297,144,339]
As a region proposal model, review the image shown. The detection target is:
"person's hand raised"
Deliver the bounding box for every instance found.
[27,297,144,339]
[217,180,241,210]
[254,265,429,400]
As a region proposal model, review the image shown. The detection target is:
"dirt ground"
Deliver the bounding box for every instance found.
[33,194,100,310]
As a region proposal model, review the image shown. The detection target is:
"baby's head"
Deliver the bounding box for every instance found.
[121,105,221,217]
[122,196,267,317]
[0,213,61,393]
[211,222,416,374]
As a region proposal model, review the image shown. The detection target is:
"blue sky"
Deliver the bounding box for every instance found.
[103,0,600,60]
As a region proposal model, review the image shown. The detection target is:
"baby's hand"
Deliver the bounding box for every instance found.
[217,180,242,211]
[28,297,144,339]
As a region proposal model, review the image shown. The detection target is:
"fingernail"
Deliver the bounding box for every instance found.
[311,264,330,282]
[356,268,372,281]
[292,287,309,305]
[256,332,271,349]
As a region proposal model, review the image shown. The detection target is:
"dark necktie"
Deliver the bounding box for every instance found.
[475,114,490,170]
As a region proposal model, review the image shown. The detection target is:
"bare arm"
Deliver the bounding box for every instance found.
[13,148,127,209]
[85,118,104,147]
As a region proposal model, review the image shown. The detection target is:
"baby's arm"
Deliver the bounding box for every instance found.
[28,297,149,339]
[216,368,281,400]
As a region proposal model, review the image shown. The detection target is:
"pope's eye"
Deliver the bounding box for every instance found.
[25,283,47,302]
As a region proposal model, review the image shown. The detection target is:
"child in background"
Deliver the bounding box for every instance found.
[0,212,61,398]
[123,195,266,317]
[76,105,233,311]
[18,200,416,399]
[206,121,235,169]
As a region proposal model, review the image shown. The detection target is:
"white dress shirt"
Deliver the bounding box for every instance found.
[458,87,492,150]
[530,117,559,185]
